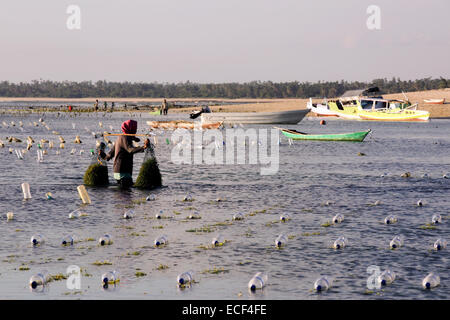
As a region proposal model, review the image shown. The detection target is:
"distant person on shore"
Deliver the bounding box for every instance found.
[104,101,108,111]
[111,101,115,112]
[94,99,99,111]
[124,103,127,110]
[162,98,169,115]
[101,120,150,189]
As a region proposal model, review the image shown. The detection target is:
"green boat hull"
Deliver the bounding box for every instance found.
[281,129,371,142]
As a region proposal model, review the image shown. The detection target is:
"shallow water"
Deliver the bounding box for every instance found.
[0,112,449,300]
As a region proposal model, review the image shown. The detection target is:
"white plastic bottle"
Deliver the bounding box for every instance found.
[417,199,424,207]
[154,235,168,247]
[280,213,291,222]
[61,235,74,246]
[102,271,120,286]
[333,236,347,249]
[384,215,398,225]
[99,234,112,246]
[248,272,268,291]
[29,271,50,289]
[6,212,14,221]
[434,238,447,251]
[431,214,442,224]
[377,269,396,286]
[183,194,193,202]
[422,273,440,289]
[69,209,80,219]
[177,271,194,286]
[22,182,32,200]
[123,209,134,219]
[31,234,44,246]
[314,276,331,292]
[390,235,403,249]
[188,211,201,219]
[275,234,288,248]
[233,212,244,221]
[332,213,344,224]
[212,234,225,247]
[155,210,164,219]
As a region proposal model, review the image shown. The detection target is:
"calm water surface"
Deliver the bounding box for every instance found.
[0,111,449,300]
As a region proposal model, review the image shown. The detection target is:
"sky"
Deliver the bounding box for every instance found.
[0,0,449,83]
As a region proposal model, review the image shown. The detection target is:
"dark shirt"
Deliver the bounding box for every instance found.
[105,136,144,174]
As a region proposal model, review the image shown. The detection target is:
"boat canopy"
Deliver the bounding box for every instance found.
[340,87,380,98]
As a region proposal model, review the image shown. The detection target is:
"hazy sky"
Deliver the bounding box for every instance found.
[0,0,449,83]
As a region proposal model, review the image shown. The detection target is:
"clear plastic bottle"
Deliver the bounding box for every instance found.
[101,271,120,286]
[279,213,291,222]
[146,194,156,201]
[384,215,398,225]
[6,212,14,221]
[188,211,201,219]
[61,235,74,246]
[431,214,442,224]
[99,234,112,246]
[233,212,244,221]
[212,234,225,247]
[154,235,168,247]
[123,209,134,219]
[248,272,268,291]
[333,236,347,249]
[29,271,50,289]
[22,182,32,200]
[314,276,331,292]
[377,269,396,286]
[155,210,163,219]
[417,199,424,207]
[275,234,288,248]
[390,235,403,249]
[183,194,193,202]
[30,234,44,246]
[69,209,81,219]
[422,273,440,289]
[332,213,344,224]
[177,271,194,286]
[433,238,447,251]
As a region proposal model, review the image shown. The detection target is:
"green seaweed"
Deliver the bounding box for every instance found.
[83,163,109,186]
[134,158,162,189]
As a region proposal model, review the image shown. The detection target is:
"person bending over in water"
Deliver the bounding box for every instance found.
[102,120,150,189]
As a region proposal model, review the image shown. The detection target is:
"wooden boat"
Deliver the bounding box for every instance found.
[423,98,445,104]
[146,120,222,130]
[200,109,309,124]
[279,128,371,142]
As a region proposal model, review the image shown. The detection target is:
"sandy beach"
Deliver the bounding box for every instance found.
[0,88,449,118]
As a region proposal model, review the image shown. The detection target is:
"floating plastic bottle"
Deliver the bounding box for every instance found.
[6,212,14,221]
[233,212,245,221]
[37,150,44,162]
[314,276,331,292]
[61,235,74,246]
[212,234,225,247]
[333,236,347,249]
[248,272,268,291]
[431,214,442,224]
[102,271,120,286]
[31,234,44,246]
[275,234,288,248]
[45,192,53,200]
[280,213,291,222]
[183,194,193,202]
[123,209,134,219]
[188,211,201,219]
[377,269,396,286]
[146,194,156,201]
[15,149,24,160]
[177,271,194,287]
[155,210,163,219]
[154,235,168,247]
[29,271,50,289]
[422,273,440,289]
[417,199,424,207]
[99,234,112,246]
[434,238,447,251]
[390,235,403,249]
[77,185,91,204]
[332,213,344,224]
[384,215,398,225]
[443,173,449,179]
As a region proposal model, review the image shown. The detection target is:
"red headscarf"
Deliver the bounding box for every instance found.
[121,120,137,134]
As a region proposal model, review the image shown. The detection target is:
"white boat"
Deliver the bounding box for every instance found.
[200,109,309,125]
[306,98,338,117]
[423,98,445,104]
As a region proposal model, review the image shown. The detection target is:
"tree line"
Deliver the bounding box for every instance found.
[0,77,447,99]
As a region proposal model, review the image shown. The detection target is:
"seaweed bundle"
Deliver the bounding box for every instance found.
[134,146,162,189]
[83,144,109,186]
